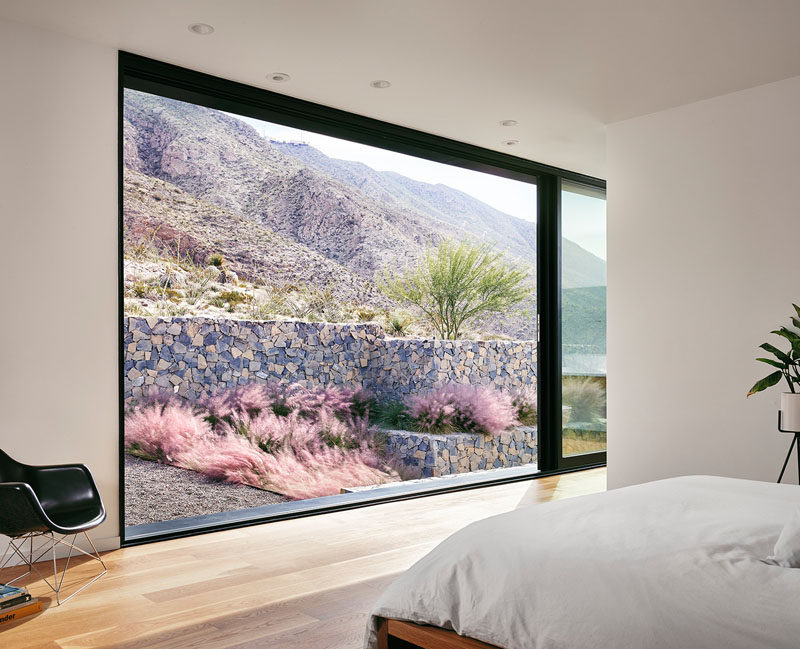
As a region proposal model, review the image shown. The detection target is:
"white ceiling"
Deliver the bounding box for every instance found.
[2,0,799,178]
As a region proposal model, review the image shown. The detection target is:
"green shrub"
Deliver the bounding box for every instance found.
[379,239,531,340]
[354,306,379,322]
[512,386,538,425]
[372,400,414,430]
[210,290,251,311]
[207,253,225,267]
[320,427,359,450]
[131,281,150,298]
[350,390,375,419]
[271,403,292,417]
[161,287,181,303]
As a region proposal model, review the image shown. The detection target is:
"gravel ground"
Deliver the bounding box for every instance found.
[124,455,290,526]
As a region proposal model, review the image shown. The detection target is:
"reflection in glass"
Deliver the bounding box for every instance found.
[561,182,607,457]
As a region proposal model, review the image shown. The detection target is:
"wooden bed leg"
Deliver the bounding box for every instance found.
[381,618,502,649]
[376,617,389,649]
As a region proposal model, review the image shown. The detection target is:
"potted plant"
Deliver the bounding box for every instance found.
[747,304,800,431]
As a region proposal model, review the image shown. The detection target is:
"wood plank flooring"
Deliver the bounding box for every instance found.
[0,468,605,649]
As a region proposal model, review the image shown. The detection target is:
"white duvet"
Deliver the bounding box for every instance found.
[364,476,800,649]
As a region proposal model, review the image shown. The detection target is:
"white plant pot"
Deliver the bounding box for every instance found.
[780,392,800,432]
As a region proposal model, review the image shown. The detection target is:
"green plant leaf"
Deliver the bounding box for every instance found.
[793,303,800,320]
[791,317,800,330]
[760,342,793,365]
[756,357,785,369]
[747,371,783,397]
[772,327,800,342]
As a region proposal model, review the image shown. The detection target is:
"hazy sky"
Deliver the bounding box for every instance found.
[562,191,607,261]
[231,114,606,260]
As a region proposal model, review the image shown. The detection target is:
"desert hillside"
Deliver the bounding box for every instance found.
[122,89,606,345]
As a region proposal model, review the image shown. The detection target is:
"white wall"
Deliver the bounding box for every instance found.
[0,19,119,550]
[607,75,800,489]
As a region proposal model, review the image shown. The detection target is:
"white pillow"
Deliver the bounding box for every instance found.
[767,509,800,568]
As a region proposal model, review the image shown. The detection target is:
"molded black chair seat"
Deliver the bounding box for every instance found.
[0,449,107,604]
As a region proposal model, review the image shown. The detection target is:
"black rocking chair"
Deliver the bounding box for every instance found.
[0,449,107,604]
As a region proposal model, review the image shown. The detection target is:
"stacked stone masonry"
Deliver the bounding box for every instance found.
[124,316,537,404]
[385,426,538,478]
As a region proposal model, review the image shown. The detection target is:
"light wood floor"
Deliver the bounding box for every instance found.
[1,468,605,649]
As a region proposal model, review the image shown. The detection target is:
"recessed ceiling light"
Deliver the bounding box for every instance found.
[500,120,518,127]
[370,80,392,89]
[502,139,520,146]
[267,72,291,82]
[188,23,214,35]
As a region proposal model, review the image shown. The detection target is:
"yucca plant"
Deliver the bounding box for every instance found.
[207,253,225,267]
[747,304,800,396]
[387,313,410,336]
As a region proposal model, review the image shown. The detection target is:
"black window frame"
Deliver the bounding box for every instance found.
[118,51,606,545]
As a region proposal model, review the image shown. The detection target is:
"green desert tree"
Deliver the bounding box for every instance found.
[379,239,531,340]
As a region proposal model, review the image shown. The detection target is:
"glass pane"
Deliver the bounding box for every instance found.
[561,182,606,457]
[122,88,539,536]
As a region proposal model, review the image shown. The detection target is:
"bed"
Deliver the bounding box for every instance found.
[364,475,800,649]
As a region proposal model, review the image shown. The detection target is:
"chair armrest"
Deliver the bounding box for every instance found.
[0,482,52,536]
[29,464,103,516]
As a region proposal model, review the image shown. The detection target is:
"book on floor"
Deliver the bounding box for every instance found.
[0,583,27,601]
[0,599,42,625]
[0,592,32,609]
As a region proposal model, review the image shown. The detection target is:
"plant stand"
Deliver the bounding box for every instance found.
[777,411,800,485]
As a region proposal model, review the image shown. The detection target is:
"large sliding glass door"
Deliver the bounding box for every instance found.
[118,52,606,544]
[559,181,607,467]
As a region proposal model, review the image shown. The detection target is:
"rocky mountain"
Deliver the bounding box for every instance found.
[124,91,456,281]
[270,142,537,257]
[272,141,605,288]
[122,89,606,341]
[123,168,388,306]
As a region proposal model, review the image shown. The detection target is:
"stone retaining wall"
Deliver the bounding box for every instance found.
[367,337,535,397]
[384,426,538,478]
[124,316,537,403]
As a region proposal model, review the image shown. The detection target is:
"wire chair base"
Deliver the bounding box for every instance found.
[0,531,107,605]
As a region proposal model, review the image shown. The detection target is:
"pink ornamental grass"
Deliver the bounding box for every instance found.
[212,404,371,457]
[124,402,212,463]
[175,431,276,488]
[202,382,277,421]
[255,445,397,500]
[407,389,457,434]
[408,384,518,437]
[125,383,397,500]
[201,382,372,425]
[172,414,396,500]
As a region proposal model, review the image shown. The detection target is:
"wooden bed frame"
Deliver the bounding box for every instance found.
[376,617,503,649]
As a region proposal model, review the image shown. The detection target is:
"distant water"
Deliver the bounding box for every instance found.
[563,353,606,376]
